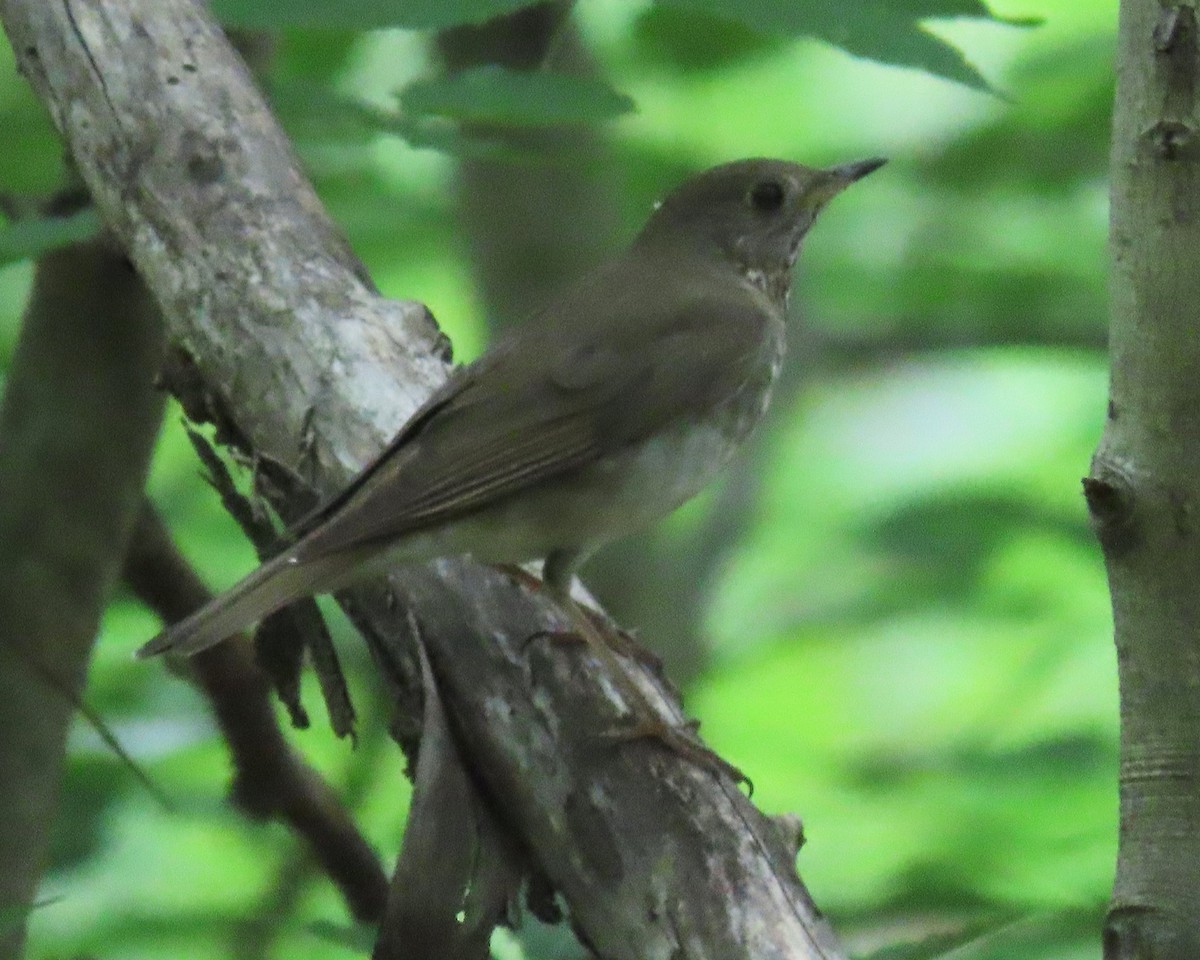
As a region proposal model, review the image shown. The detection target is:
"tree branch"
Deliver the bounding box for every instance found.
[0,2,846,956]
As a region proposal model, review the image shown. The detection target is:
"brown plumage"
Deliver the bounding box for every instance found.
[139,157,884,659]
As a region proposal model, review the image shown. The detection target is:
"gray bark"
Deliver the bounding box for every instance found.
[1087,1,1200,956]
[0,2,846,957]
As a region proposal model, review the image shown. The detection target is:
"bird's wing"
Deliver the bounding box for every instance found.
[291,289,776,562]
[281,368,468,544]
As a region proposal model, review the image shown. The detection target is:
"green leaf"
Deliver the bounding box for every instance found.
[854,0,1038,24]
[653,0,1029,90]
[210,0,540,30]
[823,21,992,92]
[857,0,991,17]
[0,209,101,266]
[633,6,788,72]
[399,66,635,128]
[269,79,566,162]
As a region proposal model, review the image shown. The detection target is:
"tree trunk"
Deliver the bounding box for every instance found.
[1088,1,1200,956]
[0,237,164,959]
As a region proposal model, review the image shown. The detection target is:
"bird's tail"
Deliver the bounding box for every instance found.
[136,548,350,659]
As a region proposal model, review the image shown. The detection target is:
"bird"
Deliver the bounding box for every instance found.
[139,156,884,773]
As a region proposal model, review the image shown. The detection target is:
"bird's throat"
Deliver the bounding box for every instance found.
[742,264,792,310]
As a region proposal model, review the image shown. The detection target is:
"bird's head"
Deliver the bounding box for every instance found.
[635,157,886,303]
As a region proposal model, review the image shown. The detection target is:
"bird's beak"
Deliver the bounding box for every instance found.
[803,157,887,210]
[826,157,888,183]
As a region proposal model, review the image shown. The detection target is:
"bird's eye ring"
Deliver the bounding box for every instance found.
[748,179,786,213]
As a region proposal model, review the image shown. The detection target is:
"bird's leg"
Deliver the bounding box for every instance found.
[493,562,662,671]
[521,551,748,788]
[576,607,663,675]
[553,589,749,788]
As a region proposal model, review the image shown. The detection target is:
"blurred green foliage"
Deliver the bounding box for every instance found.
[398,66,635,126]
[0,209,99,267]
[0,0,1116,957]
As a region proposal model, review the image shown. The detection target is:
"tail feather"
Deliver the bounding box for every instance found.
[136,549,347,659]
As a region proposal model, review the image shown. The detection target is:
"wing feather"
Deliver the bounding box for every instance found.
[292,269,777,563]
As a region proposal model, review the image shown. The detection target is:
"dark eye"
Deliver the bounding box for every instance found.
[748,179,786,213]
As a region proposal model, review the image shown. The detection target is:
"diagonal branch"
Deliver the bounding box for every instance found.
[0,2,846,956]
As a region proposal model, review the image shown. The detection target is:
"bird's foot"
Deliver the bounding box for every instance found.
[579,611,663,675]
[603,714,752,792]
[523,622,662,675]
[498,563,663,674]
[500,564,735,784]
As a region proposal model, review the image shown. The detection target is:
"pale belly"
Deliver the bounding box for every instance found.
[387,369,780,569]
